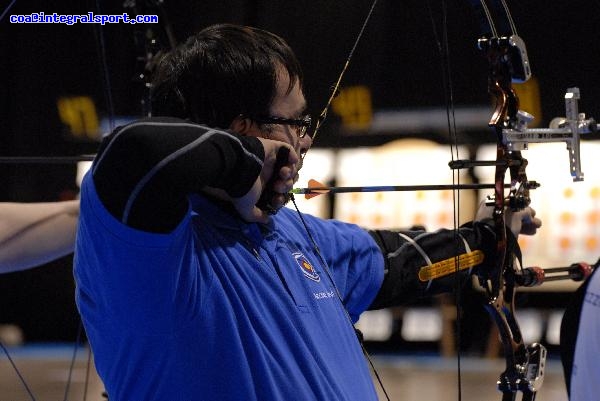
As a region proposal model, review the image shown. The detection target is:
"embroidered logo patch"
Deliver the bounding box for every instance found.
[293,252,320,282]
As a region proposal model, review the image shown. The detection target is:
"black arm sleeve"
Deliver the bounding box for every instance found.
[367,222,497,309]
[92,118,264,232]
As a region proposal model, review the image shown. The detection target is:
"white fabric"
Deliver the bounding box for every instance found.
[570,270,600,401]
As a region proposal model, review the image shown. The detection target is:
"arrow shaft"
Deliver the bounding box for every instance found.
[292,183,503,195]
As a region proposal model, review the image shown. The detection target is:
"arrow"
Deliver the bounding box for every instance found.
[291,179,508,199]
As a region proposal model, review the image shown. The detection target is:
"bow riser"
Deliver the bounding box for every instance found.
[479,33,541,400]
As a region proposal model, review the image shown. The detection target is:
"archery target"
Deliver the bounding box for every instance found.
[333,139,474,230]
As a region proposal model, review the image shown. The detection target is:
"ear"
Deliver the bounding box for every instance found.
[229,115,255,135]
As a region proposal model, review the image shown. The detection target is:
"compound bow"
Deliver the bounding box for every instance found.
[0,1,597,401]
[309,1,597,400]
[447,1,596,400]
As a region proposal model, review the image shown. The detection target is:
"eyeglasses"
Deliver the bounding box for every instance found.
[251,114,313,138]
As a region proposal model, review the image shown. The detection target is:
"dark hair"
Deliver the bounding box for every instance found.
[150,24,303,129]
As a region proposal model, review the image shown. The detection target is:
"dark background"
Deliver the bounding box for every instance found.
[0,0,599,343]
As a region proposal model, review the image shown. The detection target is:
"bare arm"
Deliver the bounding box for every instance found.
[0,200,79,273]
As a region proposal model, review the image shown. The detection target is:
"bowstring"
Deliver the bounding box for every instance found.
[1,1,43,400]
[425,1,463,400]
[0,0,17,22]
[0,341,37,400]
[65,0,118,398]
[291,0,391,398]
[290,196,391,401]
[83,346,93,401]
[63,319,84,401]
[478,0,499,37]
[94,0,115,133]
[498,0,518,34]
[308,0,380,148]
[71,1,176,397]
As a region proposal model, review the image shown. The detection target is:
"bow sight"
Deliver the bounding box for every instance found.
[504,87,597,182]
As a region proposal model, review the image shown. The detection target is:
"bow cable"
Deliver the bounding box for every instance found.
[60,1,120,399]
[0,0,17,21]
[308,0,380,147]
[424,1,466,400]
[289,0,391,399]
[0,0,17,22]
[497,0,518,35]
[478,0,498,37]
[94,0,115,133]
[55,0,119,399]
[1,1,41,400]
[0,342,37,400]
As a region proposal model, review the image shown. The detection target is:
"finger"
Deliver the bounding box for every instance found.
[528,216,542,230]
[271,174,294,193]
[520,217,542,235]
[280,164,299,185]
[284,144,300,165]
[520,226,537,236]
[277,165,296,181]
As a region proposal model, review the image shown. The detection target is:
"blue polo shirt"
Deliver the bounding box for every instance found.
[74,174,384,401]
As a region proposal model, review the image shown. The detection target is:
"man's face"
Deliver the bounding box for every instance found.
[241,68,313,182]
[267,70,312,153]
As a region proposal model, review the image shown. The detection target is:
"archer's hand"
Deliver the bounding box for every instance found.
[475,201,542,238]
[506,207,542,237]
[232,139,298,223]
